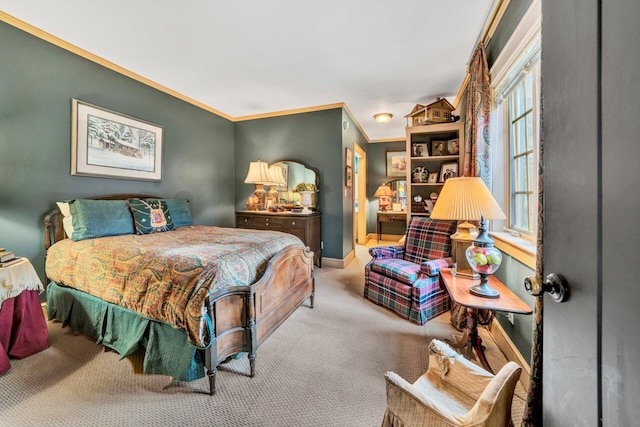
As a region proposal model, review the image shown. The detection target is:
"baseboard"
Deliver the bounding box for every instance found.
[365,233,404,244]
[489,319,531,391]
[321,249,355,269]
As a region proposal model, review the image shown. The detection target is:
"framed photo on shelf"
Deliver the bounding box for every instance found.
[431,140,446,156]
[446,138,460,155]
[386,150,406,178]
[71,99,163,181]
[411,143,428,157]
[427,172,438,183]
[439,162,458,182]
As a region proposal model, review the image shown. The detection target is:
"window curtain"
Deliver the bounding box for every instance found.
[463,42,492,186]
[450,42,495,332]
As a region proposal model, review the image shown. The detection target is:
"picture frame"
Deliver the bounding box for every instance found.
[346,147,353,167]
[71,99,163,181]
[431,140,446,156]
[345,166,352,188]
[446,138,460,155]
[427,172,438,183]
[411,142,428,157]
[386,150,406,178]
[439,162,459,183]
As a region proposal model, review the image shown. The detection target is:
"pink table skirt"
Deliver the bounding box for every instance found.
[0,290,49,374]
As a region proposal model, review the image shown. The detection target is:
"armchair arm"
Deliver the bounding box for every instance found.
[383,372,463,427]
[420,257,454,276]
[369,245,404,260]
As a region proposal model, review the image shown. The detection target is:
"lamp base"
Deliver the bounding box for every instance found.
[469,279,500,299]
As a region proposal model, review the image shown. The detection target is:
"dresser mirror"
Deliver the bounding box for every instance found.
[269,160,320,211]
[387,179,407,212]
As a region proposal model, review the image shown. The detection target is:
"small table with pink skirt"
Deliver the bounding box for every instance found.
[0,258,49,374]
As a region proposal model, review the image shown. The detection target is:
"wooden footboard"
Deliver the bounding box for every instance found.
[204,244,314,395]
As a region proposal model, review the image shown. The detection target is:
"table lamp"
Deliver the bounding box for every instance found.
[429,177,506,298]
[244,160,272,210]
[374,184,395,212]
[267,165,286,206]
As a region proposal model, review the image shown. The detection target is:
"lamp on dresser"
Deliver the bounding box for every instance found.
[429,177,506,297]
[267,165,286,206]
[244,160,272,210]
[373,183,395,212]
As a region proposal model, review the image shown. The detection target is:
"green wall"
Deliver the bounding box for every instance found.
[0,21,235,281]
[234,109,346,259]
[493,254,534,360]
[486,0,534,68]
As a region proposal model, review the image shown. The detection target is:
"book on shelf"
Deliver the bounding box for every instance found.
[0,251,15,262]
[0,257,22,268]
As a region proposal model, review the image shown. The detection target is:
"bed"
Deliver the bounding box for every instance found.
[43,194,314,395]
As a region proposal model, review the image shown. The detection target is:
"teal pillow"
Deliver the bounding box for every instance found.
[147,198,193,228]
[129,198,175,234]
[69,199,135,241]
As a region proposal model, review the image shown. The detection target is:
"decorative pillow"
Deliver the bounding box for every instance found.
[129,198,175,234]
[146,198,193,228]
[68,199,135,241]
[56,201,74,238]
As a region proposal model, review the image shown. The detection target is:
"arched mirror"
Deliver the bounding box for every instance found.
[268,160,320,211]
[387,179,407,211]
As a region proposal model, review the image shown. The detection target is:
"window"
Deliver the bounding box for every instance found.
[506,58,539,234]
[493,32,541,238]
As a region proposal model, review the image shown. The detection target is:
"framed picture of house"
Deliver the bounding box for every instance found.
[346,147,353,167]
[431,140,446,156]
[71,99,164,181]
[386,150,406,178]
[439,162,458,182]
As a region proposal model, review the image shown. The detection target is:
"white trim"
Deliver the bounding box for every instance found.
[490,0,541,84]
[322,250,355,269]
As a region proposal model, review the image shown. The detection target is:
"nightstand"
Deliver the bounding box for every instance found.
[0,258,49,374]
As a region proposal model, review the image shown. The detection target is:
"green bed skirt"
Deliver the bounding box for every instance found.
[46,281,206,382]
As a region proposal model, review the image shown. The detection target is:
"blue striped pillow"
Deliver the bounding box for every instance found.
[69,199,135,241]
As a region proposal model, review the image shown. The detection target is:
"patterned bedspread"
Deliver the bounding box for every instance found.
[45,225,304,347]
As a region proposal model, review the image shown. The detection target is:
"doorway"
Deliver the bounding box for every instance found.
[353,143,367,245]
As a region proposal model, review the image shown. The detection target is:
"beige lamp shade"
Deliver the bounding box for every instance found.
[373,184,395,198]
[244,160,272,184]
[430,177,505,221]
[429,177,505,279]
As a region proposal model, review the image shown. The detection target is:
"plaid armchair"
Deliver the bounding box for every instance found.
[364,217,457,324]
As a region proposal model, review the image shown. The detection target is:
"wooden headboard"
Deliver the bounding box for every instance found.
[43,193,159,250]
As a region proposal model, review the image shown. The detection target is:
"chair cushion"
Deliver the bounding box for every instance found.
[404,217,457,264]
[370,258,421,286]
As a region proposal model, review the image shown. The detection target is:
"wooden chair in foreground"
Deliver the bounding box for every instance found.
[382,339,521,427]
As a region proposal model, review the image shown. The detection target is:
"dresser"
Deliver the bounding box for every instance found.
[377,211,408,242]
[236,211,322,267]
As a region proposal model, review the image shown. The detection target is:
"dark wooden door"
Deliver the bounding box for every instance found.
[542,1,640,425]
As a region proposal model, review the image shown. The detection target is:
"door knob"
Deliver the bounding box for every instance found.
[524,273,569,302]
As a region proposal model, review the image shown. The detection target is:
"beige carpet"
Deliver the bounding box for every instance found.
[0,243,526,426]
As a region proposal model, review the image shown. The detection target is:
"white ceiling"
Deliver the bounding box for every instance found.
[1,0,495,141]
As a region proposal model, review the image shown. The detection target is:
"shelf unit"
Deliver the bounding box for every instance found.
[406,122,465,219]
